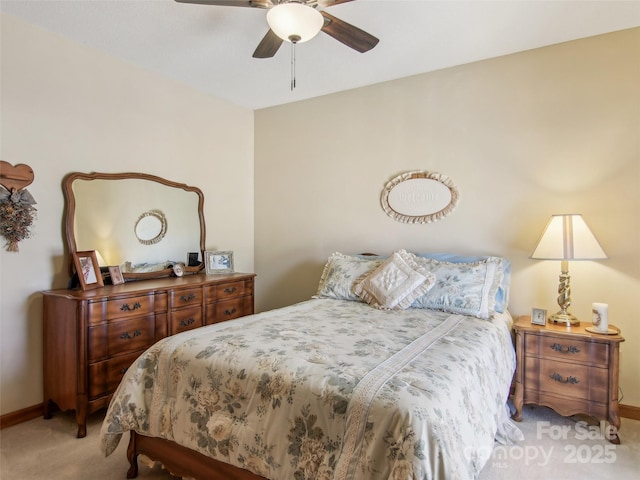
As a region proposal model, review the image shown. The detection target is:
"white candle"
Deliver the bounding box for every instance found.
[592,303,609,332]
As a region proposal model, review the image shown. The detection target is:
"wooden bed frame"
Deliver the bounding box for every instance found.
[127,431,267,480]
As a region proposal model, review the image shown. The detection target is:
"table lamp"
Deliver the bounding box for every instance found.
[530,214,607,326]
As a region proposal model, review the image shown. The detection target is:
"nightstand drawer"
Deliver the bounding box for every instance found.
[525,334,608,367]
[525,357,608,403]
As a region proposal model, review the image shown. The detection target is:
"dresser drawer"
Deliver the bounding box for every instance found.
[87,294,155,325]
[525,334,609,367]
[170,306,203,334]
[207,280,247,301]
[88,315,156,362]
[217,297,246,322]
[169,287,203,309]
[524,357,609,403]
[88,350,142,400]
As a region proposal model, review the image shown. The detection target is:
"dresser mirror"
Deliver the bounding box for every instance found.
[64,172,205,280]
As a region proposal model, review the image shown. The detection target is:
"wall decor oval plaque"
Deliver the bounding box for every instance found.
[380,171,459,224]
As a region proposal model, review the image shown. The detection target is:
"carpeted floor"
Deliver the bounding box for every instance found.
[478,405,640,479]
[1,405,638,479]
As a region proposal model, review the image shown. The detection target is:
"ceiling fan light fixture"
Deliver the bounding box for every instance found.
[266,2,324,43]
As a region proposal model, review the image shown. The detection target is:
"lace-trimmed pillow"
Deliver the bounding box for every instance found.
[314,252,384,302]
[416,253,511,313]
[354,250,436,310]
[411,257,503,319]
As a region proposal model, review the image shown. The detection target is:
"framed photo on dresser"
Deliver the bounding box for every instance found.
[205,250,234,274]
[72,250,104,290]
[108,265,124,285]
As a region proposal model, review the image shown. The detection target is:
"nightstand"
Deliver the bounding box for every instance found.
[512,316,624,443]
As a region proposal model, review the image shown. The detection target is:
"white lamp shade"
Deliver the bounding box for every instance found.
[530,214,607,260]
[267,3,324,43]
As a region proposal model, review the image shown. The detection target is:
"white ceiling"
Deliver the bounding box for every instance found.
[2,0,639,110]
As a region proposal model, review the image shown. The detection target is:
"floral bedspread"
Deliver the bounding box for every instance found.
[100,298,516,480]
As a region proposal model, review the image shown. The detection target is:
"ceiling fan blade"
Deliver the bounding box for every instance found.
[318,0,356,6]
[174,0,270,8]
[253,29,284,58]
[320,11,379,53]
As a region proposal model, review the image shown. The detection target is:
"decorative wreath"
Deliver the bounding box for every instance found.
[0,187,37,252]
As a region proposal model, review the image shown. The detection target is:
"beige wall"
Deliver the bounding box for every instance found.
[1,13,638,418]
[255,29,640,407]
[0,14,254,415]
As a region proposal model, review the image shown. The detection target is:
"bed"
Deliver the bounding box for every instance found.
[100,251,521,480]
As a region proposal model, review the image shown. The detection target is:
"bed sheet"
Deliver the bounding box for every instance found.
[101,298,517,480]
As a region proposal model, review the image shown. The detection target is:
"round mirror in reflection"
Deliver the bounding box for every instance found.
[134,210,167,245]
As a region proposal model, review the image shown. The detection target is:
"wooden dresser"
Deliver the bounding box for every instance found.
[42,272,255,437]
[512,316,624,443]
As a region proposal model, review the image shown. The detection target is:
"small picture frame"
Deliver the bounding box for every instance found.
[188,252,200,267]
[205,250,234,274]
[108,265,125,285]
[531,307,547,326]
[72,250,104,291]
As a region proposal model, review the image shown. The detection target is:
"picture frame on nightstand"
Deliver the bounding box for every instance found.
[531,307,547,325]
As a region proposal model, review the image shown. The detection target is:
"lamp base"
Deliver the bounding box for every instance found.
[549,312,580,326]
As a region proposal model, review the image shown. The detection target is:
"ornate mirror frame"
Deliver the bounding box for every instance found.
[63,172,206,280]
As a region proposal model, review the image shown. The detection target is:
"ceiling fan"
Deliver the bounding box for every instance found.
[175,0,379,59]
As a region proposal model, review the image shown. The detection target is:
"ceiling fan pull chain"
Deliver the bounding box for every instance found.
[290,41,296,91]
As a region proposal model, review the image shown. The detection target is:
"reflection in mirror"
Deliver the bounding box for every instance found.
[65,172,205,279]
[135,210,167,245]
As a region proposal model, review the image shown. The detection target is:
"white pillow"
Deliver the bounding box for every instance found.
[354,250,435,310]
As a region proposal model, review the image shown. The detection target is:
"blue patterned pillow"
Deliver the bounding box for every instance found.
[314,252,384,302]
[416,253,511,313]
[411,257,503,319]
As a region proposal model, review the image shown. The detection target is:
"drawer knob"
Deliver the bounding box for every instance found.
[550,372,580,384]
[550,343,580,354]
[120,329,142,340]
[180,317,195,327]
[180,293,196,302]
[224,308,237,316]
[120,302,141,312]
[224,287,237,294]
